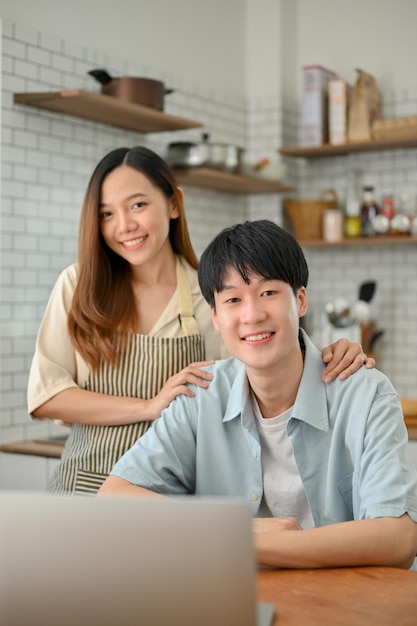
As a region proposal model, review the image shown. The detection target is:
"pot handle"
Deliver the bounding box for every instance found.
[319,189,338,203]
[88,69,113,85]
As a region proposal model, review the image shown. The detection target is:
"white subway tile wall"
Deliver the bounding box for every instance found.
[1,19,248,443]
[279,96,417,397]
[1,19,416,446]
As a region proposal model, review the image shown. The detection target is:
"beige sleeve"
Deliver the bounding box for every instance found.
[27,264,89,415]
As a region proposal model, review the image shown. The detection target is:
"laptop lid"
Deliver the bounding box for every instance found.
[0,492,273,626]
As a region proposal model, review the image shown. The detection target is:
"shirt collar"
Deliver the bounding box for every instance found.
[292,329,329,431]
[222,329,329,431]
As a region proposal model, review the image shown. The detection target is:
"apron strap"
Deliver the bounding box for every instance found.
[176,257,200,336]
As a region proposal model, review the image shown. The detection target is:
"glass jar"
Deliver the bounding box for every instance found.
[390,193,412,236]
[323,209,344,242]
[390,214,411,236]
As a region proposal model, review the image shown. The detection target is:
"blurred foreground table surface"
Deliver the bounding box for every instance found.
[257,565,417,626]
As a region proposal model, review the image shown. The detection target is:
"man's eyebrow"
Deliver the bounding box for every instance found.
[217,275,272,292]
[217,283,236,292]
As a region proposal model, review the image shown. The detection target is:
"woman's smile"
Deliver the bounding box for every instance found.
[121,235,147,249]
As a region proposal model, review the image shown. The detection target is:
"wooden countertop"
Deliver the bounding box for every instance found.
[0,439,66,458]
[402,398,417,438]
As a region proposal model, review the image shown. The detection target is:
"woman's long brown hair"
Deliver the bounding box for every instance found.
[67,146,198,370]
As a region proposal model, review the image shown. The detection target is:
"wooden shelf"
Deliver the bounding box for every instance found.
[173,167,294,195]
[279,137,417,158]
[298,236,417,248]
[14,89,203,133]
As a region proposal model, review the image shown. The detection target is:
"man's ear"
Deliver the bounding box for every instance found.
[210,305,220,331]
[297,286,308,318]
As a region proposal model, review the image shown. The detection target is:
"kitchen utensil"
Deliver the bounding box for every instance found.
[240,158,287,181]
[369,329,385,350]
[360,321,376,353]
[351,300,371,324]
[166,133,244,173]
[325,302,337,326]
[88,69,174,110]
[333,296,351,327]
[358,280,376,303]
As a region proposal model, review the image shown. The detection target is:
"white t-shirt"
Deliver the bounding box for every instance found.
[252,395,315,528]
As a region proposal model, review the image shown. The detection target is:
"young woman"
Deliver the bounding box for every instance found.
[27,146,373,494]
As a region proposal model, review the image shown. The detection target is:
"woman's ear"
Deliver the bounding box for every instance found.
[169,187,184,219]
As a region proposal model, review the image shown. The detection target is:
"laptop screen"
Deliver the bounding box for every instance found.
[0,492,273,626]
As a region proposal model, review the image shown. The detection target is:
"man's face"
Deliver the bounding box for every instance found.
[211,266,307,377]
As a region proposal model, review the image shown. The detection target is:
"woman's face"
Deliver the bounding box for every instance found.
[99,165,179,268]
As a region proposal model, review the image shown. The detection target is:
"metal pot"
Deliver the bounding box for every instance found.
[88,69,173,110]
[166,133,244,173]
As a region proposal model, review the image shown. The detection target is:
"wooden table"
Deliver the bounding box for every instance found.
[257,566,417,625]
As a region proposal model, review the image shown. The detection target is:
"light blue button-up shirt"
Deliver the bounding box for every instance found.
[112,330,417,528]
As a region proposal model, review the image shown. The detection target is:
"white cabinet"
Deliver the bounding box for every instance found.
[0,452,60,491]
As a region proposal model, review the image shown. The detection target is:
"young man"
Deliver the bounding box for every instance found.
[99,220,417,570]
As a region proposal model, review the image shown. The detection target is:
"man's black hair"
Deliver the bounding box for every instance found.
[198,219,309,308]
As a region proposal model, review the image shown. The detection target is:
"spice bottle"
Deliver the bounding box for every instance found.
[374,195,395,236]
[360,186,380,236]
[381,195,396,221]
[344,171,361,238]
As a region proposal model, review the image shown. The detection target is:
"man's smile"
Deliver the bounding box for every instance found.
[242,332,275,343]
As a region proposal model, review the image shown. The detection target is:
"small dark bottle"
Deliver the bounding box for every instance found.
[360,186,380,236]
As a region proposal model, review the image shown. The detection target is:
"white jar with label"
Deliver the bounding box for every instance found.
[323,209,344,242]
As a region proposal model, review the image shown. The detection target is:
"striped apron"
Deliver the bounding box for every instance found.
[48,258,205,495]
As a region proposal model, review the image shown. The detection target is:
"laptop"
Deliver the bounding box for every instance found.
[0,492,275,626]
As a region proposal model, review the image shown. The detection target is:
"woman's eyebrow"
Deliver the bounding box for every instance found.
[99,192,148,209]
